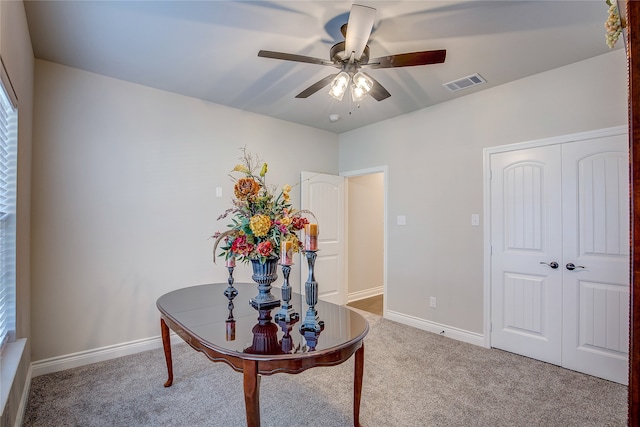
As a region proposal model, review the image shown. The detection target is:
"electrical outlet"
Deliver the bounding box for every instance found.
[430,296,437,308]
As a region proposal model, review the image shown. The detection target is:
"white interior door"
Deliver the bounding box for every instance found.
[490,145,564,365]
[490,131,629,384]
[561,136,629,384]
[300,171,345,305]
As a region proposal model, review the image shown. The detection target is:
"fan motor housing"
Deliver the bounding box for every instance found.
[330,42,370,65]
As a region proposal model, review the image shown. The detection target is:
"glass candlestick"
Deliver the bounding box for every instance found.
[274,264,298,322]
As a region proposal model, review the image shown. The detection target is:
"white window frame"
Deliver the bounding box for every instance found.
[0,57,17,353]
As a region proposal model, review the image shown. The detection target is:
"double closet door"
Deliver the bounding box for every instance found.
[490,131,629,384]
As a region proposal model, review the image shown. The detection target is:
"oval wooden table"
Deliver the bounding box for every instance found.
[156,282,369,427]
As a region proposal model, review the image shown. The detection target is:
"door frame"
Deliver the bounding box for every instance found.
[341,166,388,316]
[483,125,629,349]
[627,1,639,422]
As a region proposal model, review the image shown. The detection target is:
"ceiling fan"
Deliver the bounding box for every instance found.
[258,4,446,102]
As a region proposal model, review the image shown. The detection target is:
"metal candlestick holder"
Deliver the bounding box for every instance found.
[300,250,324,333]
[276,313,299,353]
[224,266,238,320]
[301,325,323,351]
[274,264,299,323]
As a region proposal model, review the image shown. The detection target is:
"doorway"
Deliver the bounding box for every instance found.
[343,168,387,316]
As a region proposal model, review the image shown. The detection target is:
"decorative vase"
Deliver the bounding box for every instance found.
[244,309,283,355]
[249,257,281,310]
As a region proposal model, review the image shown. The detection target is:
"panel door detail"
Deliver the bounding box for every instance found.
[561,135,629,384]
[300,172,346,305]
[490,145,563,365]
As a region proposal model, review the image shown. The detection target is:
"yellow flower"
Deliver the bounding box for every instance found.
[280,216,292,226]
[260,163,268,177]
[282,184,292,193]
[250,214,271,237]
[232,164,249,174]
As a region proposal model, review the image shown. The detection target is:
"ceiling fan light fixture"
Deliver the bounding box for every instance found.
[257,4,447,104]
[351,85,367,102]
[329,71,350,101]
[353,72,373,91]
[351,71,373,102]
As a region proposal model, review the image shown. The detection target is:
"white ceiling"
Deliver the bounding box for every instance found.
[23,1,620,134]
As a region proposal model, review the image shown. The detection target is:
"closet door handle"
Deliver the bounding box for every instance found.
[566,263,585,271]
[540,261,559,269]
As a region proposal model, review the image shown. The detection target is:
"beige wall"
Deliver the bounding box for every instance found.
[30,60,339,361]
[339,49,628,336]
[347,173,384,298]
[1,1,33,425]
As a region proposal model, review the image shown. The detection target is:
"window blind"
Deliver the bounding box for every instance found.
[0,68,17,351]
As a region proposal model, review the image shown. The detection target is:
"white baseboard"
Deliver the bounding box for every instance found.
[385,310,486,347]
[29,311,485,379]
[31,334,174,377]
[347,286,383,303]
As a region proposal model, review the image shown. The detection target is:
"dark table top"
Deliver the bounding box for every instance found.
[156,282,369,360]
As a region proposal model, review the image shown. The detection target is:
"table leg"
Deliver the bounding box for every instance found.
[243,359,261,427]
[161,318,174,387]
[354,342,365,427]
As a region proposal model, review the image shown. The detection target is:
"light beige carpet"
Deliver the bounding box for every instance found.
[23,311,627,426]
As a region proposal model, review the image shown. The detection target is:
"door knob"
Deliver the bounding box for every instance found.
[540,261,559,269]
[566,263,585,271]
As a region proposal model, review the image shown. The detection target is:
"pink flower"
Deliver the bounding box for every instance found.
[231,235,254,256]
[277,223,288,234]
[256,241,274,257]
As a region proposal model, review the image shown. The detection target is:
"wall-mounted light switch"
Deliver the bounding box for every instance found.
[471,213,480,226]
[397,215,407,226]
[216,187,223,198]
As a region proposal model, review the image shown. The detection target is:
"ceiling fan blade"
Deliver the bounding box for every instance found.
[366,75,391,102]
[344,4,376,60]
[368,49,446,69]
[295,74,339,98]
[258,50,334,67]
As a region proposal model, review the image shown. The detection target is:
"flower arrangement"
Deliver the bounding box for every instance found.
[213,149,314,264]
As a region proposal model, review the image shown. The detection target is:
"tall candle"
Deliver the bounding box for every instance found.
[280,241,293,265]
[304,223,319,251]
[226,320,236,341]
[305,223,319,236]
[225,256,236,268]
